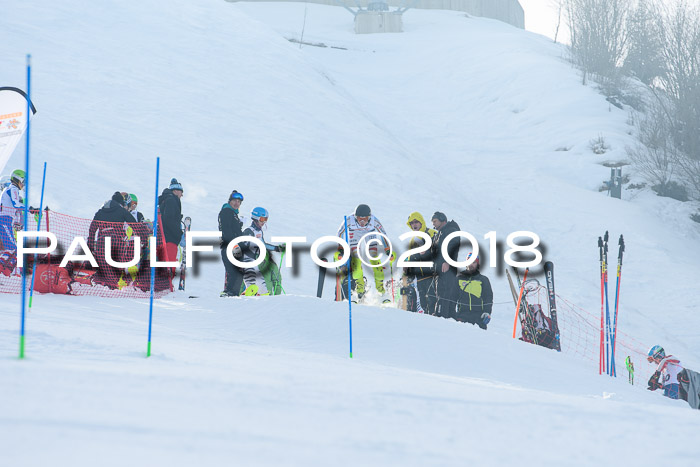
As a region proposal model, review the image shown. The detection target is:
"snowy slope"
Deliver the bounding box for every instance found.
[2,1,700,465]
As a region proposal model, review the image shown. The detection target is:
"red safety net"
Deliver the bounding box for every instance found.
[515,280,655,388]
[0,208,173,298]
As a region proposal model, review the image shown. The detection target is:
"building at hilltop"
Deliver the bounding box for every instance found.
[227,0,525,30]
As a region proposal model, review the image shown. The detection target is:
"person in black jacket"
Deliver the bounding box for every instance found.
[158,178,184,265]
[87,192,146,289]
[430,212,461,318]
[218,190,245,297]
[454,254,493,329]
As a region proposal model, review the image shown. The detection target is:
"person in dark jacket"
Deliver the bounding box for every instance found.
[402,212,436,313]
[429,212,460,318]
[158,178,184,265]
[454,254,493,329]
[87,192,145,289]
[218,190,245,297]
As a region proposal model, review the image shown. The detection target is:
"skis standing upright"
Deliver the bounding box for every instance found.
[543,261,562,352]
[178,216,191,291]
[611,235,625,375]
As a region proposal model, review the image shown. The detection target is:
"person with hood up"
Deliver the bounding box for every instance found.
[87,192,144,288]
[454,253,493,329]
[401,212,436,313]
[218,190,245,297]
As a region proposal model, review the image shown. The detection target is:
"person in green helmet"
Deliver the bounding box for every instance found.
[0,169,26,275]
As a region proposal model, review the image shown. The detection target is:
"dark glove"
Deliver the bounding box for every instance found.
[647,372,662,391]
[481,313,491,325]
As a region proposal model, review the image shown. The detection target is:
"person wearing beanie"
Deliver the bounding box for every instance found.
[218,190,245,297]
[427,211,460,318]
[158,178,184,272]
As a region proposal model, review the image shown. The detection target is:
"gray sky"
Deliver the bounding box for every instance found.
[519,0,564,42]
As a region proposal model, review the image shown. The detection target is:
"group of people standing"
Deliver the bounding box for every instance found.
[218,189,284,297]
[337,205,493,330]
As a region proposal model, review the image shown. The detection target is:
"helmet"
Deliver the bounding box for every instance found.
[647,345,665,360]
[129,194,138,204]
[11,169,25,185]
[251,207,269,222]
[355,204,371,217]
[120,192,132,205]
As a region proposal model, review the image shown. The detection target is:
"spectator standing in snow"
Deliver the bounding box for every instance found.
[158,178,184,266]
[219,190,245,297]
[647,345,683,400]
[428,211,460,318]
[402,211,436,313]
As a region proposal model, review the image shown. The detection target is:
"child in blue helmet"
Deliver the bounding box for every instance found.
[647,345,683,400]
[240,207,284,295]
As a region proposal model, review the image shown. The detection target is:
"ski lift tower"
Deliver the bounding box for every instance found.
[335,1,409,34]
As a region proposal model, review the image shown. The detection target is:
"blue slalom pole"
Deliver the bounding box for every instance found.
[28,161,47,309]
[344,215,352,359]
[147,157,160,357]
[19,54,31,360]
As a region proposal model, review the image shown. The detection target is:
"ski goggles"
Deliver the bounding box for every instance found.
[256,216,268,223]
[230,191,244,201]
[356,216,370,224]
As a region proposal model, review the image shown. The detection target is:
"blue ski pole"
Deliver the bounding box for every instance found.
[19,55,32,360]
[147,157,160,357]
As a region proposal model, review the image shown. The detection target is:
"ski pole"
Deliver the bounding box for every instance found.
[19,55,31,360]
[611,235,624,377]
[147,157,160,358]
[512,268,529,338]
[603,231,614,376]
[598,236,605,375]
[28,162,47,309]
[344,216,352,358]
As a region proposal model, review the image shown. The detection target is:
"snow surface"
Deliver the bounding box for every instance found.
[1,1,700,465]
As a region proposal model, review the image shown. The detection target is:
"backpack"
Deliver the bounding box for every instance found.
[33,264,72,295]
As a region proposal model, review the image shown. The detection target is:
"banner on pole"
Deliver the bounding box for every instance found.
[0,87,37,175]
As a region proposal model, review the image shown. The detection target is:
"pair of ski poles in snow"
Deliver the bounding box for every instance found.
[599,232,625,377]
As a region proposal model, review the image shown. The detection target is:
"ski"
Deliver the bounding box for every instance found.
[317,257,327,298]
[543,261,562,352]
[178,216,191,291]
